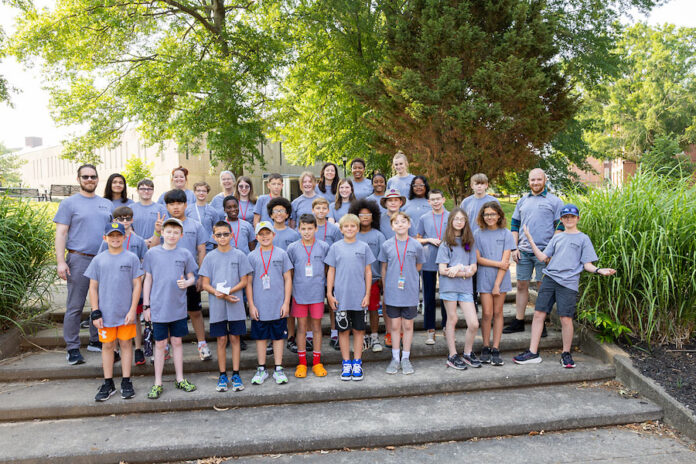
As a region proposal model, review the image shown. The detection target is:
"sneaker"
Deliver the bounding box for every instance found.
[252,367,269,385]
[266,340,273,355]
[198,343,212,361]
[425,331,435,345]
[490,348,505,366]
[240,339,248,351]
[462,352,482,368]
[175,379,197,392]
[273,368,289,384]
[541,324,548,338]
[216,373,229,392]
[120,378,135,399]
[401,358,414,375]
[231,373,245,391]
[87,340,102,352]
[479,346,492,364]
[66,349,85,365]
[147,384,163,399]
[286,336,298,353]
[341,360,353,381]
[513,350,542,364]
[134,349,145,366]
[372,340,383,353]
[502,318,525,334]
[384,333,392,347]
[312,363,327,377]
[446,354,467,370]
[306,337,314,352]
[352,359,364,380]
[80,320,90,329]
[112,351,121,364]
[330,337,340,351]
[94,381,116,402]
[560,351,576,369]
[386,358,400,375]
[363,335,372,351]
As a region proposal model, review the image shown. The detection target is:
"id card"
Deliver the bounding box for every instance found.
[397,275,406,290]
[305,264,313,277]
[262,274,271,290]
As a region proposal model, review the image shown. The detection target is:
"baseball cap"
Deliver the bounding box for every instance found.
[162,217,184,229]
[104,222,126,236]
[255,221,275,235]
[560,204,580,217]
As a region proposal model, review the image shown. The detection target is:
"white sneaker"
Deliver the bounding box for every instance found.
[198,343,212,361]
[425,331,435,345]
[372,341,383,352]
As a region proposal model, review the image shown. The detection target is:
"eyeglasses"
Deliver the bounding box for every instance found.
[271,209,287,215]
[80,175,98,180]
[358,213,372,217]
[238,184,250,189]
[115,216,133,222]
[413,183,426,188]
[195,190,208,194]
[483,213,499,218]
[138,187,154,191]
[213,232,231,238]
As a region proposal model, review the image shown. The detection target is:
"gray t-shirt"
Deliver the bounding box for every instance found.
[224,219,255,255]
[436,238,477,295]
[512,191,563,252]
[186,203,221,245]
[460,194,500,233]
[247,247,294,320]
[315,222,343,246]
[290,195,318,224]
[209,193,228,219]
[83,250,144,327]
[474,228,515,293]
[358,228,386,281]
[53,193,113,255]
[402,198,431,230]
[379,237,425,307]
[157,189,195,206]
[109,197,135,211]
[199,248,253,323]
[329,201,352,223]
[379,213,415,240]
[178,218,208,265]
[253,194,275,223]
[237,199,256,224]
[417,210,450,271]
[131,202,168,240]
[314,184,336,203]
[352,179,373,199]
[142,246,198,323]
[98,232,147,260]
[387,174,415,196]
[542,232,598,291]
[365,193,387,214]
[286,239,330,304]
[324,240,376,311]
[273,227,301,251]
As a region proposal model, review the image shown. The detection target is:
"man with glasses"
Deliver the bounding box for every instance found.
[132,179,168,246]
[54,164,114,365]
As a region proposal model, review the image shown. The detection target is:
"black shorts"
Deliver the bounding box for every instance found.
[152,318,188,341]
[250,318,288,341]
[334,310,367,333]
[535,276,578,318]
[187,285,202,312]
[385,305,418,320]
[210,320,247,338]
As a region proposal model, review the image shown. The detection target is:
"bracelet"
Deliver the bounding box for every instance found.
[90,309,103,321]
[595,268,601,274]
[142,304,151,310]
[153,230,161,237]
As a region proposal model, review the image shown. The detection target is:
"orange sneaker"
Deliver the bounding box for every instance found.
[294,364,307,378]
[384,333,392,347]
[312,363,327,377]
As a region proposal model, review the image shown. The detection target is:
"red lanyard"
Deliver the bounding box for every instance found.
[394,237,409,276]
[239,200,250,221]
[433,212,444,240]
[302,240,315,264]
[126,233,131,250]
[225,218,240,248]
[259,245,274,278]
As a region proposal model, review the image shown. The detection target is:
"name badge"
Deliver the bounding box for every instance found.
[305,264,313,277]
[398,275,406,290]
[262,275,271,290]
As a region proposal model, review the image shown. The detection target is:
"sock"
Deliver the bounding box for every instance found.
[104,378,114,385]
[313,351,321,364]
[401,351,410,360]
[219,371,226,376]
[331,329,338,339]
[392,349,400,361]
[198,341,206,348]
[306,331,313,339]
[258,365,266,370]
[298,350,307,366]
[122,377,130,382]
[275,365,283,371]
[232,370,239,376]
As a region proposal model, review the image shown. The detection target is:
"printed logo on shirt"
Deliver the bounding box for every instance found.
[354,251,365,258]
[175,260,186,269]
[570,242,581,250]
[496,239,505,246]
[119,264,132,272]
[272,260,284,268]
[185,231,196,237]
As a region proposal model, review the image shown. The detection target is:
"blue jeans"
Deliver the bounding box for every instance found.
[422,270,447,331]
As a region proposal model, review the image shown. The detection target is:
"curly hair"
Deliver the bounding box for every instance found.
[267,196,292,217]
[349,198,381,230]
[408,175,430,200]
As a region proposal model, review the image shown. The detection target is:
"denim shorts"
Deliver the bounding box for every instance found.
[516,250,545,282]
[439,292,474,303]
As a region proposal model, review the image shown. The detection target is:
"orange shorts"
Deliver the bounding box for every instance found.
[98,324,137,343]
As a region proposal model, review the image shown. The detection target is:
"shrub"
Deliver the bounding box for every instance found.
[568,171,696,347]
[0,195,55,331]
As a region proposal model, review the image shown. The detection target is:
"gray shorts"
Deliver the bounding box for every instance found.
[535,276,578,318]
[517,250,545,282]
[335,310,367,333]
[385,305,418,320]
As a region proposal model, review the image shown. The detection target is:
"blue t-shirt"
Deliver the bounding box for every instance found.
[186,203,221,246]
[109,197,135,211]
[178,218,208,268]
[53,193,113,255]
[224,218,255,254]
[387,175,415,197]
[247,247,294,320]
[474,228,515,293]
[417,210,450,272]
[98,232,147,261]
[254,194,281,224]
[351,178,373,199]
[365,193,387,214]
[199,248,253,323]
[357,228,386,281]
[324,240,376,311]
[379,237,425,307]
[157,189,196,206]
[237,199,256,224]
[314,184,336,203]
[131,202,168,240]
[402,198,430,230]
[329,201,352,223]
[542,232,598,292]
[460,194,499,233]
[273,227,301,251]
[286,239,330,305]
[143,246,198,323]
[315,222,343,246]
[512,191,563,252]
[436,238,477,295]
[290,195,318,225]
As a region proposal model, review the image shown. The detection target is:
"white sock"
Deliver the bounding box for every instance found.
[306,331,313,339]
[402,351,410,360]
[392,349,400,361]
[331,329,338,338]
[197,341,206,348]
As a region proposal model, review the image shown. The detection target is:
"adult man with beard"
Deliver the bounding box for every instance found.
[54,164,113,365]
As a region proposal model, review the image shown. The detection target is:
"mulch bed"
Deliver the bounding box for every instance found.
[622,337,696,415]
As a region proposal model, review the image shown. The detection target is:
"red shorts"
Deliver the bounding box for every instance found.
[291,298,325,319]
[368,281,382,312]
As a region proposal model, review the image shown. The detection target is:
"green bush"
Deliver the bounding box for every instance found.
[0,195,55,331]
[568,172,696,347]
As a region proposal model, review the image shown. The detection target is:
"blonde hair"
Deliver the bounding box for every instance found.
[312,197,330,208]
[392,151,409,169]
[338,213,360,229]
[390,211,411,225]
[470,173,489,185]
[299,171,316,186]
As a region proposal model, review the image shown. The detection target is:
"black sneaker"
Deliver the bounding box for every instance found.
[541,324,548,338]
[120,378,135,399]
[95,381,116,402]
[266,340,273,355]
[66,349,85,365]
[462,352,482,368]
[490,348,504,366]
[113,351,121,364]
[513,350,542,364]
[134,349,145,366]
[80,320,90,329]
[306,337,314,352]
[502,318,525,334]
[87,340,102,352]
[446,354,467,370]
[479,346,492,364]
[286,336,298,353]
[330,337,340,350]
[560,351,576,368]
[240,339,248,351]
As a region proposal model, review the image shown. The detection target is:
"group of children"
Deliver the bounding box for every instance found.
[86,166,615,402]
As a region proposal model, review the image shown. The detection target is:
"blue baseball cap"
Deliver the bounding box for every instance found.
[560,204,580,217]
[104,222,126,236]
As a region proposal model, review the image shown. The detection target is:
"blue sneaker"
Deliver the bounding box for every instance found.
[341,360,353,381]
[216,373,229,392]
[352,359,364,381]
[231,373,244,391]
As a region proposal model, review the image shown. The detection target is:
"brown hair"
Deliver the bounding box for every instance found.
[234,175,256,202]
[334,178,356,209]
[477,201,506,230]
[312,197,330,208]
[193,181,210,193]
[444,207,474,250]
[171,166,189,178]
[389,211,411,225]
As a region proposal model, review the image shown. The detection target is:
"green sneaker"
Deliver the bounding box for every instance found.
[175,379,197,392]
[147,384,163,399]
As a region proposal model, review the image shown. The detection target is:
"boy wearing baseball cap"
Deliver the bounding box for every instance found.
[513,204,616,368]
[85,222,144,401]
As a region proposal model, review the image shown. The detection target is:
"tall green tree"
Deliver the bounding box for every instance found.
[122,156,154,188]
[0,142,25,186]
[9,0,289,170]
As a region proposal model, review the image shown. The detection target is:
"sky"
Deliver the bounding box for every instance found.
[1,0,696,150]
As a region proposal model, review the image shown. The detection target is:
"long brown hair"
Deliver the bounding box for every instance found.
[444,207,474,250]
[477,201,506,230]
[334,178,356,209]
[234,175,257,202]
